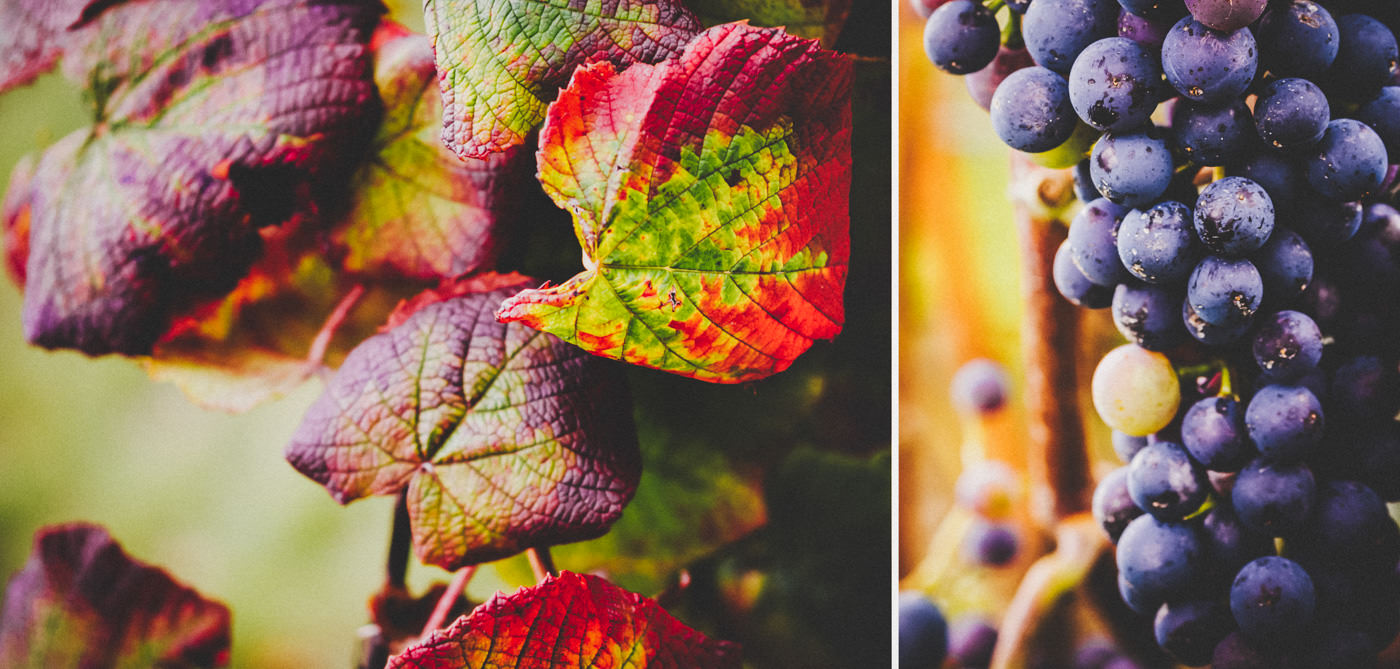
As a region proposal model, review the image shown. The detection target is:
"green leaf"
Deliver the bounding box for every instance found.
[496,23,852,383]
[285,274,642,569]
[688,0,852,47]
[0,524,231,669]
[335,25,533,281]
[422,0,701,159]
[388,571,739,668]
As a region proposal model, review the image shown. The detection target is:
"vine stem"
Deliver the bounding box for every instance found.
[420,565,477,638]
[527,547,557,582]
[1011,156,1092,523]
[386,491,411,589]
[989,156,1105,668]
[307,283,366,365]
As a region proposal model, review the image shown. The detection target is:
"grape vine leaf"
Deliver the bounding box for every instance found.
[285,274,641,569]
[141,23,532,412]
[9,0,383,356]
[422,0,702,159]
[0,524,231,669]
[387,571,740,668]
[334,24,532,281]
[0,0,86,94]
[686,0,852,47]
[496,22,852,384]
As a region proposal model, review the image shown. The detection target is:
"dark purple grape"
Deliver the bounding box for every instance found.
[923,0,1002,74]
[1116,514,1207,603]
[1094,465,1144,541]
[1288,192,1363,249]
[1112,282,1187,351]
[1227,151,1302,212]
[1182,395,1253,471]
[1231,458,1315,536]
[1090,128,1176,207]
[1251,227,1313,304]
[1327,13,1399,97]
[1244,384,1324,462]
[1153,599,1234,665]
[1304,118,1389,202]
[1256,1,1338,78]
[1054,239,1115,307]
[951,359,1011,415]
[1172,98,1256,166]
[1252,78,1330,152]
[1161,16,1257,103]
[1127,441,1208,520]
[1229,556,1316,642]
[1069,197,1132,285]
[1068,37,1163,132]
[1181,296,1251,346]
[1194,177,1274,257]
[1251,310,1322,380]
[1201,503,1272,583]
[1113,430,1149,463]
[990,66,1080,152]
[1186,255,1262,326]
[1023,0,1123,73]
[948,616,998,668]
[899,592,949,667]
[1355,86,1400,156]
[1118,200,1200,284]
[963,520,1020,566]
[1118,9,1174,52]
[1184,0,1264,32]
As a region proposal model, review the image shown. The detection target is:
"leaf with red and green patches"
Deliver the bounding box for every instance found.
[334,25,531,281]
[496,23,851,384]
[9,0,382,357]
[285,274,641,569]
[388,571,739,668]
[140,23,532,412]
[0,0,86,94]
[0,524,231,669]
[688,0,853,47]
[422,0,701,159]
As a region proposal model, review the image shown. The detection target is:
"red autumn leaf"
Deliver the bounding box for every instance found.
[388,571,739,668]
[0,524,231,669]
[496,23,852,383]
[423,0,701,159]
[10,0,382,356]
[285,274,641,569]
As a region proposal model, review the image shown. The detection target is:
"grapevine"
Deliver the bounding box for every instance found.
[903,0,1400,667]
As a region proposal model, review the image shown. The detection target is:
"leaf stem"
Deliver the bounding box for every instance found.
[308,283,366,365]
[527,547,558,582]
[420,565,477,638]
[386,491,411,589]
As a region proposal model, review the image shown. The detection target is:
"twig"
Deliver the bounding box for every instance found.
[308,283,366,365]
[420,566,477,638]
[386,491,411,589]
[527,547,557,582]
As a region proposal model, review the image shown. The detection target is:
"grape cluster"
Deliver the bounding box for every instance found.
[921,0,1400,664]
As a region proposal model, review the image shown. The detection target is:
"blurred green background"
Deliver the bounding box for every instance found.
[0,2,890,668]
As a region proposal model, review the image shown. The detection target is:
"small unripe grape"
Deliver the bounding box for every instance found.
[1092,344,1181,436]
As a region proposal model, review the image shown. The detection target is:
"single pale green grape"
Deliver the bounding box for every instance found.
[1092,344,1180,436]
